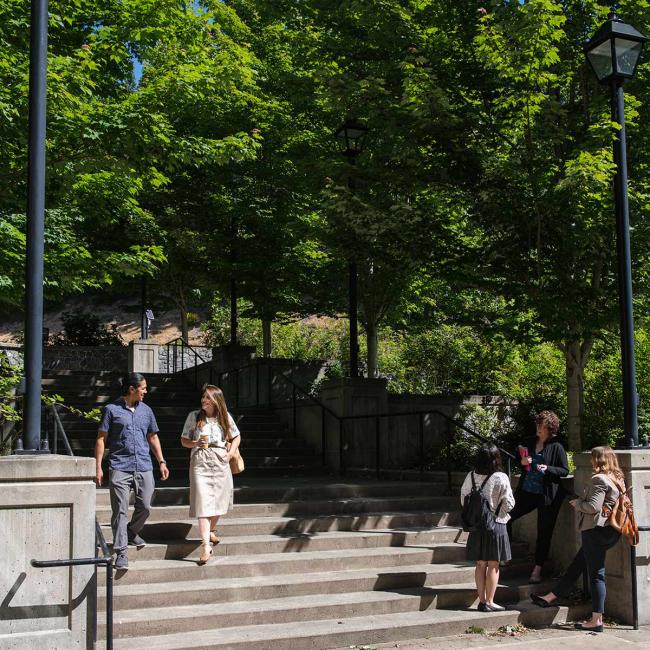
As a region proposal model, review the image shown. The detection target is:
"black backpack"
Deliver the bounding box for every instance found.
[461,472,500,533]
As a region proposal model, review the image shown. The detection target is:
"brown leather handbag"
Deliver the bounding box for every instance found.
[229,446,245,475]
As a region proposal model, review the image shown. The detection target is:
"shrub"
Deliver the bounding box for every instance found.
[51,309,124,346]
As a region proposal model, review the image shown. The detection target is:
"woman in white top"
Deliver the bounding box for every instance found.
[181,384,241,564]
[460,443,515,612]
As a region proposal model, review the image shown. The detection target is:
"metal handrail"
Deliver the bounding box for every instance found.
[31,520,114,649]
[50,404,73,455]
[631,524,650,630]
[165,337,211,386]
[216,359,513,488]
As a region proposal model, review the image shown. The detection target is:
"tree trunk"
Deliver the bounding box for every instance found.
[262,318,272,358]
[564,338,593,452]
[180,309,189,344]
[366,320,378,379]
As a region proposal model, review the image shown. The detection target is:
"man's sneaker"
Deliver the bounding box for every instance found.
[114,551,129,571]
[128,532,146,549]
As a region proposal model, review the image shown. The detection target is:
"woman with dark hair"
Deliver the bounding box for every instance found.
[531,447,624,633]
[180,385,241,565]
[508,410,569,584]
[460,444,515,611]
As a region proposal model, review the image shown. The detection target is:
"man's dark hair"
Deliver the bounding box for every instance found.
[120,372,145,395]
[474,443,503,476]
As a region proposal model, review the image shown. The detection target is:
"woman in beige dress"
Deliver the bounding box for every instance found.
[180,385,241,564]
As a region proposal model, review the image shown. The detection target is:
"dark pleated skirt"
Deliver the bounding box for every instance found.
[466,522,512,562]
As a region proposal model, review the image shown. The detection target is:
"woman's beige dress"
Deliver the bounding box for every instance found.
[181,411,241,518]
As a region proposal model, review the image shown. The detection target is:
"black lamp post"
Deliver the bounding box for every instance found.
[585,9,647,448]
[335,119,368,379]
[20,0,49,453]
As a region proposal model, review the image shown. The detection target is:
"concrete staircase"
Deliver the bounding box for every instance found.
[42,369,321,476]
[94,478,589,649]
[42,369,588,647]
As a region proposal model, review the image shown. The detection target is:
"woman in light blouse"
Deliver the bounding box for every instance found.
[531,446,624,633]
[181,384,241,564]
[460,444,516,612]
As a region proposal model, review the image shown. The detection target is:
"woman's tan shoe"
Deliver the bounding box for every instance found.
[197,544,213,565]
[210,531,220,545]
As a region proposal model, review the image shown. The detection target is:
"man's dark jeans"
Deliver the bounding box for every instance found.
[553,525,621,613]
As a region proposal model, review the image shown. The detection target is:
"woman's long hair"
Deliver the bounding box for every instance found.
[474,443,503,476]
[195,385,231,438]
[591,446,624,484]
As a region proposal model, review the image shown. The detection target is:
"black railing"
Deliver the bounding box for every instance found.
[631,524,650,630]
[31,520,113,649]
[47,404,73,455]
[165,337,212,387]
[4,396,74,455]
[211,360,514,489]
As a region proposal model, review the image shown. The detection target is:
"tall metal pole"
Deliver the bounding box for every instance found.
[140,275,148,340]
[348,261,359,378]
[612,80,639,448]
[230,277,238,346]
[347,160,359,378]
[23,0,49,452]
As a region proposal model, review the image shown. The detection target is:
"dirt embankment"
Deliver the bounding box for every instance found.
[0,297,206,346]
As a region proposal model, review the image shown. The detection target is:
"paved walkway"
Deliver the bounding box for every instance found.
[337,624,650,649]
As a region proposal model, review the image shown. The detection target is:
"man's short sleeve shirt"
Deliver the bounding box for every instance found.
[98,399,159,472]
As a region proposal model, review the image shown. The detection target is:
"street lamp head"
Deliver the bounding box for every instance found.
[335,119,368,160]
[585,11,647,83]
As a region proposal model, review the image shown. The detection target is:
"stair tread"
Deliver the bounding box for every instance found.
[114,543,455,571]
[108,561,505,597]
[105,526,463,547]
[106,585,512,625]
[100,508,455,527]
[111,606,520,649]
[96,495,456,515]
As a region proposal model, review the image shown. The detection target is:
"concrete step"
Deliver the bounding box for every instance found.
[107,605,522,649]
[100,560,531,611]
[94,480,449,506]
[96,527,467,560]
[100,582,571,641]
[100,509,461,541]
[99,545,448,586]
[107,600,592,649]
[96,496,458,523]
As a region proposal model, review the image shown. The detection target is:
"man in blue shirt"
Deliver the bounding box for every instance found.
[95,372,170,570]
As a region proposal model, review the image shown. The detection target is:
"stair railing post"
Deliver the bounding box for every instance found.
[375,416,381,479]
[321,408,327,467]
[292,385,297,436]
[255,363,260,407]
[339,419,345,476]
[235,368,240,408]
[106,556,113,649]
[419,413,425,475]
[52,406,58,455]
[446,420,453,495]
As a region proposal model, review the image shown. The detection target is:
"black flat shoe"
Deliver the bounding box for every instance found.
[477,602,487,612]
[531,593,553,608]
[574,622,603,633]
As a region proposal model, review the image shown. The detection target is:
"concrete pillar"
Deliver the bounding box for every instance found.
[0,455,96,649]
[574,449,650,625]
[128,339,159,374]
[319,377,388,471]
